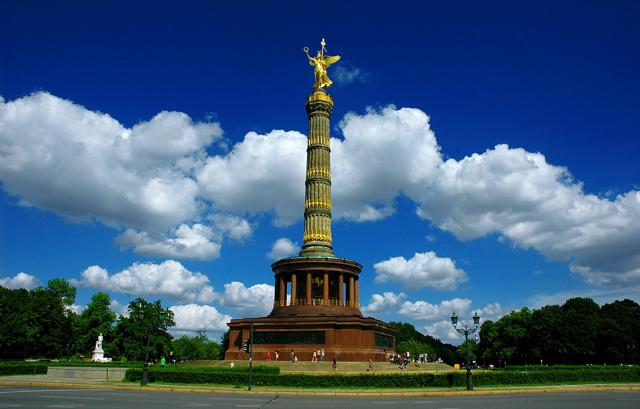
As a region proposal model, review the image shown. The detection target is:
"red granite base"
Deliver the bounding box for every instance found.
[224,314,396,362]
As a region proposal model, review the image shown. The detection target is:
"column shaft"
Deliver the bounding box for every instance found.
[349,276,355,307]
[306,272,312,305]
[355,278,359,307]
[323,272,329,305]
[279,276,285,307]
[291,273,297,306]
[300,91,335,257]
[338,274,344,306]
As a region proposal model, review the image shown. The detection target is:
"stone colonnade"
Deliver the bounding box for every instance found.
[275,271,359,308]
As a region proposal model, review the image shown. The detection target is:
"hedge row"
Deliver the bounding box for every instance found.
[497,365,636,371]
[136,365,279,375]
[124,367,640,388]
[0,363,48,376]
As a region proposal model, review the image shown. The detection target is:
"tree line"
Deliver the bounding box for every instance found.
[2,280,638,366]
[476,297,640,366]
[389,297,639,367]
[0,280,223,361]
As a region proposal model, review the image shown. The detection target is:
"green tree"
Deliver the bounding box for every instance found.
[172,331,220,361]
[75,292,116,356]
[562,297,599,364]
[530,305,565,364]
[46,278,77,307]
[598,299,640,364]
[396,338,434,359]
[219,330,229,360]
[456,339,478,365]
[112,298,175,361]
[494,308,532,365]
[0,284,76,358]
[389,321,458,364]
[478,319,499,366]
[28,287,73,357]
[0,287,33,358]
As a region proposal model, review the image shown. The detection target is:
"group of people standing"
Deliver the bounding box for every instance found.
[311,348,325,362]
[259,348,343,374]
[264,350,279,362]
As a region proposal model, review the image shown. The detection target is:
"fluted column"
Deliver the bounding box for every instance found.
[338,274,344,306]
[291,273,297,306]
[306,272,312,305]
[355,278,359,307]
[323,272,329,305]
[279,276,285,307]
[300,90,334,257]
[349,276,355,307]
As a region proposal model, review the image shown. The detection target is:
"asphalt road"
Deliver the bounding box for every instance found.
[1,387,639,408]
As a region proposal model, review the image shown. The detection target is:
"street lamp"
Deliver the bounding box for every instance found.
[450,311,480,391]
[135,308,152,386]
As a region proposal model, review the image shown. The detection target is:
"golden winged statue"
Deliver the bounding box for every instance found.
[304,38,341,90]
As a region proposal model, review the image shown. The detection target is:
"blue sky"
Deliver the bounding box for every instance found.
[1,1,639,343]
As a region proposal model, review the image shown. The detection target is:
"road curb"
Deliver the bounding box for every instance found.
[1,379,639,397]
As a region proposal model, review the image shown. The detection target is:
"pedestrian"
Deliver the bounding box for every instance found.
[290,349,295,363]
[320,348,325,362]
[275,350,279,361]
[332,358,337,374]
[367,358,374,372]
[312,350,317,362]
[266,351,271,362]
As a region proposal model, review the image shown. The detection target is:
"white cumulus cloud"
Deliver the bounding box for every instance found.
[211,214,252,242]
[0,92,220,232]
[332,106,441,221]
[333,65,366,85]
[0,92,229,260]
[424,320,464,344]
[72,260,217,303]
[170,304,232,332]
[362,291,406,314]
[197,130,307,226]
[0,272,41,290]
[267,237,299,260]
[109,299,130,318]
[2,93,639,287]
[473,302,504,321]
[399,298,472,321]
[115,224,222,260]
[373,251,468,290]
[220,281,274,317]
[196,106,441,225]
[414,144,640,287]
[423,301,504,344]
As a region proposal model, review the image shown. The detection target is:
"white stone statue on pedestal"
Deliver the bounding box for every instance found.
[92,333,105,362]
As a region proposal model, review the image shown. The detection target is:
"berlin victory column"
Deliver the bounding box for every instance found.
[225,40,396,362]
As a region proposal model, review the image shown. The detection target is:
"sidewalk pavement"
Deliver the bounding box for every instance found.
[1,375,638,397]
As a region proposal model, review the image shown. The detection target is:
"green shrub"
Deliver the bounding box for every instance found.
[0,363,48,375]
